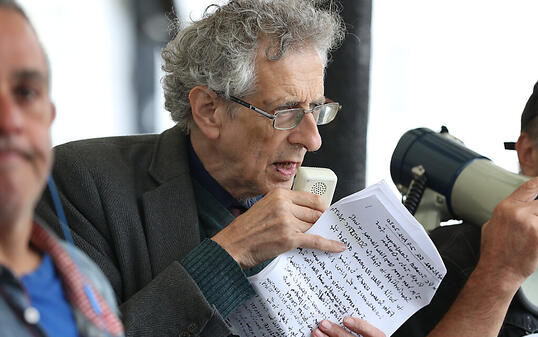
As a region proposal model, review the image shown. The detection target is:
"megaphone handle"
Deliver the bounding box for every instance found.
[404,175,427,215]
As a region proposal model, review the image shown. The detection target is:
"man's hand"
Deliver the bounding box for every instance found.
[479,176,538,287]
[311,317,385,337]
[427,177,538,337]
[211,188,346,269]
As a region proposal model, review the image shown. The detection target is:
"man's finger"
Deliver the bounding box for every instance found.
[343,317,385,337]
[297,233,346,252]
[289,189,327,212]
[315,319,385,337]
[508,177,538,203]
[291,203,324,224]
[316,320,349,337]
[312,327,329,337]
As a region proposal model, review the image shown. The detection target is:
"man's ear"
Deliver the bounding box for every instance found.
[516,132,538,176]
[189,86,221,139]
[49,102,56,125]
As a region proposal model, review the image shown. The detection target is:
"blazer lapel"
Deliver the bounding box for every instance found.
[142,126,200,275]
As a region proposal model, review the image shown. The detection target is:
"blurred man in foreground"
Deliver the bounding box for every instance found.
[0,1,123,336]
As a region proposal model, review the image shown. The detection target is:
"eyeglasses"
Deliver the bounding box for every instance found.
[228,96,341,130]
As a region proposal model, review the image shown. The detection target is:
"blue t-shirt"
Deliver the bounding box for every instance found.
[21,253,80,337]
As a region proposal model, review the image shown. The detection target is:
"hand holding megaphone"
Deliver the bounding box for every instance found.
[391,127,538,315]
[480,177,538,288]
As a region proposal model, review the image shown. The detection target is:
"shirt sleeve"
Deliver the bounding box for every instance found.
[181,238,256,318]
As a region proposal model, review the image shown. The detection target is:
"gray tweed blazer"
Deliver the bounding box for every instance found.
[36,125,233,337]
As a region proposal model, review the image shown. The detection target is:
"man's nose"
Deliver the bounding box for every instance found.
[288,112,322,151]
[0,91,24,134]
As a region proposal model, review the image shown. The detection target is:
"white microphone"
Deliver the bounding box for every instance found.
[292,166,337,206]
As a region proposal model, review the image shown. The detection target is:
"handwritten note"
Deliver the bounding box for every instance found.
[228,180,446,336]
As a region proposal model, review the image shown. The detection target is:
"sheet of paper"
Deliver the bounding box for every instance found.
[229,180,446,336]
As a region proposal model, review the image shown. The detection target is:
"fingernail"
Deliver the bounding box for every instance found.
[320,320,331,329]
[337,242,347,250]
[312,328,322,337]
[343,316,354,326]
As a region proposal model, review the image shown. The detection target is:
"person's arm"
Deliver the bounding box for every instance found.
[427,177,538,337]
[426,262,517,337]
[118,261,232,337]
[212,188,346,269]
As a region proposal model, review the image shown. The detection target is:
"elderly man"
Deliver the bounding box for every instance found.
[0,1,123,336]
[36,1,538,337]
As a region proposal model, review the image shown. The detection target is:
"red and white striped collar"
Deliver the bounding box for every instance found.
[30,223,124,336]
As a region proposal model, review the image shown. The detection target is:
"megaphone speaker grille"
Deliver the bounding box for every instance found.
[310,181,327,195]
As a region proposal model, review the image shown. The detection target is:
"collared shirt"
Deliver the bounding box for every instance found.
[186,135,262,213]
[21,253,80,337]
[0,221,124,337]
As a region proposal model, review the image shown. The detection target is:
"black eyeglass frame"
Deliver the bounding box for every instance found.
[228,95,341,131]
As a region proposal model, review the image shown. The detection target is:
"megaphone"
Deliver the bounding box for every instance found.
[390,127,538,314]
[390,127,529,227]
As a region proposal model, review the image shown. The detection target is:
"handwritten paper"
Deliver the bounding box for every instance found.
[228,180,446,336]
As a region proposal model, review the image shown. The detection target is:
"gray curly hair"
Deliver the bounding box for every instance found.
[161,0,345,132]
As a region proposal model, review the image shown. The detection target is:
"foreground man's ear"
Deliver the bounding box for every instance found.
[516,132,538,176]
[189,86,223,139]
[49,102,56,124]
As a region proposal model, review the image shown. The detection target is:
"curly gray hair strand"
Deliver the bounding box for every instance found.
[161,0,345,132]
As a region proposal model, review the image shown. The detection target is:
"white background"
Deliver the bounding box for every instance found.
[368,0,538,187]
[17,0,538,188]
